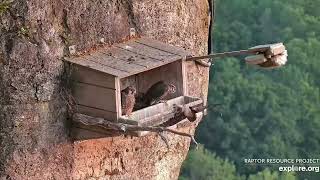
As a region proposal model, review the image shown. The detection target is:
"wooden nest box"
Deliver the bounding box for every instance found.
[64,37,204,140]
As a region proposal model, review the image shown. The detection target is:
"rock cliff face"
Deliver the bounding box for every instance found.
[0,0,211,179]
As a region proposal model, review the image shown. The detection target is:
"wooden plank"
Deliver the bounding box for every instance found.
[105,47,162,68]
[160,61,184,99]
[267,43,285,56]
[123,96,201,119]
[181,60,188,95]
[73,82,117,112]
[136,37,190,57]
[137,67,163,94]
[71,127,120,141]
[250,43,285,56]
[71,64,116,89]
[99,48,169,76]
[140,111,176,126]
[76,104,118,120]
[64,56,129,77]
[136,61,183,99]
[84,52,142,74]
[115,41,181,63]
[115,78,122,119]
[120,75,137,91]
[64,37,189,78]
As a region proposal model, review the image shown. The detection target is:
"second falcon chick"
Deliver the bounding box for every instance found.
[144,81,176,106]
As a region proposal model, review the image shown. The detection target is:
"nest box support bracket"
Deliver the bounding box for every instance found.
[187,49,261,61]
[186,43,287,69]
[73,113,198,146]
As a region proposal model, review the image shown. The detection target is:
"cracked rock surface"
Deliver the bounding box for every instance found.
[0,0,211,179]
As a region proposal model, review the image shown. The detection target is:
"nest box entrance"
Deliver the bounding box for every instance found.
[64,37,204,140]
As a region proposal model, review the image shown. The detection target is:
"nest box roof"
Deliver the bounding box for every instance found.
[64,37,190,78]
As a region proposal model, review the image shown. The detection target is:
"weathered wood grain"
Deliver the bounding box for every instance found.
[71,64,116,89]
[104,47,159,68]
[65,56,129,77]
[116,41,179,62]
[64,37,189,78]
[92,51,144,73]
[73,82,117,112]
[76,104,118,120]
[136,37,190,56]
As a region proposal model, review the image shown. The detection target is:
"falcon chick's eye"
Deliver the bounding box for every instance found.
[169,84,176,93]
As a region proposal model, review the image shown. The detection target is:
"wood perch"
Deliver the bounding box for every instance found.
[73,113,198,146]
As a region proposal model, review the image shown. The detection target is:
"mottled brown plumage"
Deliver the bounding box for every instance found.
[172,104,208,122]
[173,104,197,122]
[144,81,176,106]
[133,92,146,111]
[121,86,136,116]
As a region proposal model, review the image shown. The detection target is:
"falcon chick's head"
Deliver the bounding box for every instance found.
[127,86,136,95]
[123,86,136,95]
[168,83,176,94]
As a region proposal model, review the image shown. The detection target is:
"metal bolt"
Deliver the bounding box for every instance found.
[68,45,76,55]
[100,38,105,44]
[130,28,136,37]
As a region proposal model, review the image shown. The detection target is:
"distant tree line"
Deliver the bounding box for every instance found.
[180,0,320,179]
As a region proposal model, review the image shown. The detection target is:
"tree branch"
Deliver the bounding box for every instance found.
[73,113,198,146]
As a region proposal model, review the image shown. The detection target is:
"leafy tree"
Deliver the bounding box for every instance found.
[182,0,320,179]
[180,147,297,180]
[248,169,296,180]
[179,146,243,180]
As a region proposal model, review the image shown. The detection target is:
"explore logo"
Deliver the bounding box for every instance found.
[279,166,319,173]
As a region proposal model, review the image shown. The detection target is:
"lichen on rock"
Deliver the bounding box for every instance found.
[0,0,211,179]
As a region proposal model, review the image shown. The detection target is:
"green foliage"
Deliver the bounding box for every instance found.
[180,147,297,180]
[248,169,296,180]
[18,26,30,37]
[0,0,12,15]
[182,0,320,179]
[179,146,243,180]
